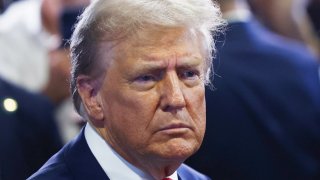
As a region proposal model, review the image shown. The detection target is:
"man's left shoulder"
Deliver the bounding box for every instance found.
[178,164,211,180]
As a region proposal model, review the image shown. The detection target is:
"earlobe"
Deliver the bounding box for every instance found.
[77,75,104,127]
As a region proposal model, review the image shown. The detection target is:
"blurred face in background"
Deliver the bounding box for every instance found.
[41,0,90,35]
[41,0,90,104]
[41,0,62,35]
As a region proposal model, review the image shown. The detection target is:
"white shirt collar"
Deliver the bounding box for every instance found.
[84,123,178,180]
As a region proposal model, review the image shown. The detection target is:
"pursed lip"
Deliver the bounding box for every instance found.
[158,123,192,131]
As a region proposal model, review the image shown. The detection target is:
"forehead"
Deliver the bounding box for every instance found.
[110,26,205,64]
[129,26,199,49]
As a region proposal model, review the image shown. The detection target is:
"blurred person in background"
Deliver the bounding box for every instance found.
[186,0,320,179]
[0,1,88,179]
[0,0,90,143]
[0,0,60,92]
[247,0,320,58]
[0,77,63,180]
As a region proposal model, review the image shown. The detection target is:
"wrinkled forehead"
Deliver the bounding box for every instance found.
[95,26,208,73]
[114,26,206,60]
[128,25,204,47]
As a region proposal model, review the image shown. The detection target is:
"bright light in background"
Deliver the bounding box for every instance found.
[3,98,18,112]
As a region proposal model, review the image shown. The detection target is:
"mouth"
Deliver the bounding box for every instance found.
[158,123,192,134]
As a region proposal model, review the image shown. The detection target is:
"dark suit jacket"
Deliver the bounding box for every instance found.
[186,19,320,180]
[0,78,62,180]
[28,126,211,180]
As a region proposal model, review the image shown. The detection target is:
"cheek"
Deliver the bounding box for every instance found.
[119,90,160,122]
[186,85,205,114]
[104,89,160,137]
[102,96,153,151]
[185,86,206,136]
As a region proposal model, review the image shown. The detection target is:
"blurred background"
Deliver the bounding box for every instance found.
[186,0,320,180]
[247,0,320,58]
[0,0,319,180]
[0,0,90,179]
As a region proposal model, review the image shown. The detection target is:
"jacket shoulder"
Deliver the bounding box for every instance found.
[28,128,109,180]
[27,151,72,180]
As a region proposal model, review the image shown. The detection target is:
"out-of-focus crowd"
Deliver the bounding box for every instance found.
[187,0,320,180]
[0,0,90,179]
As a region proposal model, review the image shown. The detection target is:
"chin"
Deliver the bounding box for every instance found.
[157,139,200,160]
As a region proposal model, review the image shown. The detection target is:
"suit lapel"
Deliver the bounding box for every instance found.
[64,127,110,180]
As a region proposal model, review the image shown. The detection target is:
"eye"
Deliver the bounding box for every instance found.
[131,70,164,90]
[135,75,156,82]
[179,69,202,87]
[132,74,158,90]
[180,70,200,80]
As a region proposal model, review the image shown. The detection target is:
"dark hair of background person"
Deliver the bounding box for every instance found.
[307,0,320,38]
[59,6,85,49]
[0,0,19,13]
[0,0,3,13]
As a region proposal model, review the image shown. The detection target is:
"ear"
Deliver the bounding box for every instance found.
[77,75,104,127]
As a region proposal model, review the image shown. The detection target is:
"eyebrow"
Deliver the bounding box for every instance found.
[143,53,203,66]
[132,58,202,74]
[124,55,204,80]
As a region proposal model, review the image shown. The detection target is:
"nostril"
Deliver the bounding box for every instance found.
[161,95,186,112]
[160,89,186,112]
[163,105,171,112]
[162,105,181,113]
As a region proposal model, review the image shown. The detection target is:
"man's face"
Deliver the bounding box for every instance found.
[97,27,206,166]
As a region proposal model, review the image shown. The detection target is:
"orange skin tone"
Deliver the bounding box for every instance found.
[78,27,206,179]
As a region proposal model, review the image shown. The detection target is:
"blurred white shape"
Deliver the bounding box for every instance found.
[3,98,18,112]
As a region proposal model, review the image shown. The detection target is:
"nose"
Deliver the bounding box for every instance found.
[160,71,186,112]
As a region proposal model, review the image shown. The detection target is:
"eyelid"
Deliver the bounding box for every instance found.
[133,70,164,83]
[135,74,157,82]
[179,68,200,78]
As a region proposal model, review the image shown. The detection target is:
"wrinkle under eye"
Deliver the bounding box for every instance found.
[130,74,158,91]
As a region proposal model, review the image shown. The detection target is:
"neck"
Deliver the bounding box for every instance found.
[137,157,182,179]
